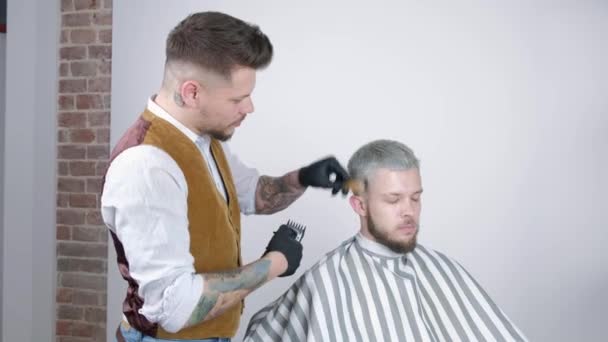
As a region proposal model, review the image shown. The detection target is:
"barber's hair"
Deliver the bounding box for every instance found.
[348,139,419,186]
[166,11,273,77]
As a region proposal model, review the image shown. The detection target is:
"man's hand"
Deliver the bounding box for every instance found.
[263,224,303,277]
[298,156,349,195]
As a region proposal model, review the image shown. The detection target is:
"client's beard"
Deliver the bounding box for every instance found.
[367,214,419,254]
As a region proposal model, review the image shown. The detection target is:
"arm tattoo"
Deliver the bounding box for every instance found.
[184,259,272,328]
[255,171,306,215]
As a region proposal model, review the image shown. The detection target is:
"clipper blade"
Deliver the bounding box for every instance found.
[286,219,307,242]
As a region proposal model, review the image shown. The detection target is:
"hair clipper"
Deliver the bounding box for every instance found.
[282,220,306,242]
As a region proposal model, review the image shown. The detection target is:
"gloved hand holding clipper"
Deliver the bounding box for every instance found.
[263,221,307,277]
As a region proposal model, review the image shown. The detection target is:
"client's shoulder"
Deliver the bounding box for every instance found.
[298,235,358,278]
[410,244,465,269]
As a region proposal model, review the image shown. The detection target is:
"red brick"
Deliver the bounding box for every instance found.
[56,320,72,335]
[61,273,106,291]
[58,161,69,176]
[57,209,86,225]
[61,0,74,12]
[58,178,85,192]
[69,129,96,143]
[60,79,87,93]
[94,128,109,144]
[85,307,106,323]
[88,77,110,92]
[98,60,111,75]
[54,6,115,332]
[69,193,97,207]
[92,11,112,26]
[95,161,108,176]
[58,257,105,273]
[87,112,109,126]
[60,63,69,77]
[56,288,73,304]
[57,225,71,240]
[72,226,104,242]
[71,29,96,44]
[87,145,109,159]
[58,129,70,143]
[99,230,108,243]
[98,29,111,43]
[58,145,86,159]
[60,46,86,60]
[58,95,75,111]
[71,61,97,77]
[58,242,107,258]
[69,193,97,208]
[72,289,99,306]
[57,304,84,320]
[62,13,91,27]
[76,94,104,109]
[61,30,69,44]
[59,112,86,128]
[57,193,70,208]
[86,210,104,225]
[103,94,111,109]
[74,0,99,11]
[88,45,111,60]
[93,326,107,342]
[71,321,96,337]
[86,178,103,193]
[59,336,91,342]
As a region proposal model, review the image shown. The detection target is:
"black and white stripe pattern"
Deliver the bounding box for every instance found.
[245,234,527,342]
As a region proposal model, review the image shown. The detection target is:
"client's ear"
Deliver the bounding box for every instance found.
[349,195,367,217]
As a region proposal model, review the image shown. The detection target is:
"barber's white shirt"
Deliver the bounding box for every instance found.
[101,97,259,332]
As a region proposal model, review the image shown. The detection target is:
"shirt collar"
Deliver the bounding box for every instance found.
[146,96,210,146]
[355,232,405,258]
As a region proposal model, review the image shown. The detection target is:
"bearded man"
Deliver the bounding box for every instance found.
[244,139,528,342]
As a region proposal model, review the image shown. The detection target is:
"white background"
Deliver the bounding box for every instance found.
[110,1,608,341]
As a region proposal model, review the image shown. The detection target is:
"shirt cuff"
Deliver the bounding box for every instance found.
[140,273,204,333]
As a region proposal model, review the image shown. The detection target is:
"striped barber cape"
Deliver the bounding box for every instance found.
[245,233,527,342]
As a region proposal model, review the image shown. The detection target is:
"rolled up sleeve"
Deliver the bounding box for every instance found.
[101,145,204,332]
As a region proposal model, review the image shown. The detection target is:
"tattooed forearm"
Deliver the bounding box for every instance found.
[255,171,306,214]
[184,259,272,328]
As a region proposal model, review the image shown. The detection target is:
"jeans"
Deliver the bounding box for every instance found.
[117,322,231,342]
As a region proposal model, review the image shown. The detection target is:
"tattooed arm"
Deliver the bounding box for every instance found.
[182,252,287,328]
[254,157,350,214]
[255,170,306,215]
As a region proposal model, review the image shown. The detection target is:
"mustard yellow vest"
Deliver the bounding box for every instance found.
[107,109,242,339]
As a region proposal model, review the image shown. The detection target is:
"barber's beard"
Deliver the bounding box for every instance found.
[208,130,233,142]
[367,214,419,254]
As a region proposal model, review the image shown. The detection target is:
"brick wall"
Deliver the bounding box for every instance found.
[56,0,112,340]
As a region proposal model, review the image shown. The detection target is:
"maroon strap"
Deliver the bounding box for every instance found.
[115,325,127,342]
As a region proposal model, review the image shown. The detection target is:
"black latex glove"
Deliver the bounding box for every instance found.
[298,156,349,195]
[263,225,303,277]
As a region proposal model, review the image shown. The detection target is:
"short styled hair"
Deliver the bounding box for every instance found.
[166,11,273,77]
[348,139,419,188]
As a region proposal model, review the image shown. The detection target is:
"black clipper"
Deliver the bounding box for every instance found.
[284,220,306,242]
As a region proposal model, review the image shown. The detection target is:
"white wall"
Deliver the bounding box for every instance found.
[1,0,58,340]
[0,30,5,341]
[111,1,608,341]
